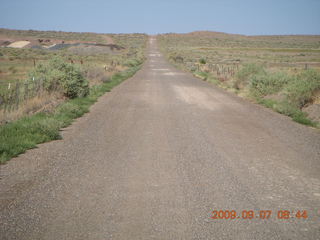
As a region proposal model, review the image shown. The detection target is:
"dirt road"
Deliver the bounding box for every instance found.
[1,37,319,240]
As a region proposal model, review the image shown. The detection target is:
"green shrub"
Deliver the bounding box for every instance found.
[123,58,141,67]
[169,54,184,63]
[190,66,197,72]
[249,72,290,97]
[271,100,317,127]
[194,71,208,80]
[199,58,206,64]
[257,98,278,109]
[29,57,89,98]
[284,69,320,108]
[274,100,301,117]
[234,63,266,89]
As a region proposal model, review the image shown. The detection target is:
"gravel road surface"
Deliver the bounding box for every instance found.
[1,37,319,240]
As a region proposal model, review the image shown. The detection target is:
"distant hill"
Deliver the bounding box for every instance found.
[161,31,320,49]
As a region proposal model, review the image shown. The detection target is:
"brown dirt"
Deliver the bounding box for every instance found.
[303,104,320,122]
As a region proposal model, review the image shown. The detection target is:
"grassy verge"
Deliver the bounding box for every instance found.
[0,65,141,164]
[257,98,317,127]
[191,66,320,128]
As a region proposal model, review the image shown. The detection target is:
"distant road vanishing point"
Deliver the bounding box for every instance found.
[1,37,319,240]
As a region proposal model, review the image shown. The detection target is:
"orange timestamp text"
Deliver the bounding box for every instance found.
[211,210,308,220]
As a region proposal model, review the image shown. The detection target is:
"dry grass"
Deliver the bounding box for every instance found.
[158,32,320,73]
[0,92,64,124]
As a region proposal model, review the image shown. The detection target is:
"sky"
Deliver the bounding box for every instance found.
[0,0,319,35]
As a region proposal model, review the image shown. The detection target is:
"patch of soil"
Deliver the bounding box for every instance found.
[302,104,320,122]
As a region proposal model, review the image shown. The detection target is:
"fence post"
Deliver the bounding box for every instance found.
[24,82,29,100]
[15,82,20,110]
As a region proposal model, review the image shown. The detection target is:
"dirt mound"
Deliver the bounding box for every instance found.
[0,40,11,46]
[7,41,30,48]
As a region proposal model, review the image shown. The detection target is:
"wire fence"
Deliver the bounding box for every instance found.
[0,79,61,117]
[181,60,316,82]
[183,61,240,82]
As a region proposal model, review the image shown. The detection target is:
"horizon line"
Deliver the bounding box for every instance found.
[1,27,320,37]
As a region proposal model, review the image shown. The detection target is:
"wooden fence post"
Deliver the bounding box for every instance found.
[15,82,20,110]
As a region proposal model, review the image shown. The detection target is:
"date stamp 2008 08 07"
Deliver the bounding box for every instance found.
[211,210,309,220]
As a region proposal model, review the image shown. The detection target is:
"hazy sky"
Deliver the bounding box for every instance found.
[0,0,319,35]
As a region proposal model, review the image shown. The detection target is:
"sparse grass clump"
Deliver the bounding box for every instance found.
[284,69,320,108]
[199,58,206,64]
[234,63,266,89]
[123,58,143,67]
[194,71,208,80]
[249,71,290,97]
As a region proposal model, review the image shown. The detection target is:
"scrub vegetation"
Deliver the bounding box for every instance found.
[158,31,320,127]
[0,29,147,122]
[0,29,146,163]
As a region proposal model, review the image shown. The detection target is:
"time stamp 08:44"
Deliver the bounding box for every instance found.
[211,210,309,220]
